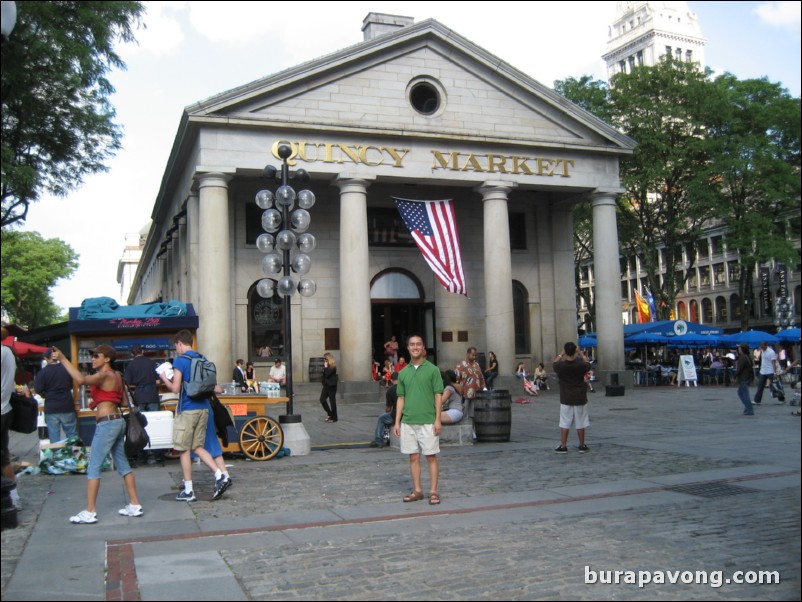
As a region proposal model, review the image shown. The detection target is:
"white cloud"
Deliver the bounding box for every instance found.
[120,1,187,59]
[755,1,802,34]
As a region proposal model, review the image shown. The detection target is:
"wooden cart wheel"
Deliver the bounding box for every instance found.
[238,416,284,461]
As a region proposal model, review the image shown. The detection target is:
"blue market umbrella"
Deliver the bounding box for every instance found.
[625,331,670,345]
[667,332,724,349]
[578,336,597,348]
[776,327,800,343]
[723,330,780,348]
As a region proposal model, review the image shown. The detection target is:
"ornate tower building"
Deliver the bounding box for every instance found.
[603,1,706,78]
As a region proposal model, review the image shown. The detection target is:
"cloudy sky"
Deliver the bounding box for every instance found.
[22,0,802,312]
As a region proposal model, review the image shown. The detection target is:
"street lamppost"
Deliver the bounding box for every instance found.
[255,143,317,454]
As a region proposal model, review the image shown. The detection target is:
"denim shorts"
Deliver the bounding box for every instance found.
[87,418,132,480]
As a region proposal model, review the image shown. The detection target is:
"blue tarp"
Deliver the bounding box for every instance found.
[76,297,188,320]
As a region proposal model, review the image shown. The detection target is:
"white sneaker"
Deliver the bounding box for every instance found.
[70,510,98,524]
[118,504,144,517]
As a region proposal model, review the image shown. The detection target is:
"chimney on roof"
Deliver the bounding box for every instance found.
[362,12,414,41]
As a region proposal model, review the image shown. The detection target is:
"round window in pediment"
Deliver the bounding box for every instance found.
[407,77,445,117]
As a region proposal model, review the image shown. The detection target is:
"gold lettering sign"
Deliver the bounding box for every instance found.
[431,150,573,176]
[270,141,574,177]
[272,140,409,168]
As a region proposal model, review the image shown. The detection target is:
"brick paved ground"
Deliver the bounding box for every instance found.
[2,383,799,601]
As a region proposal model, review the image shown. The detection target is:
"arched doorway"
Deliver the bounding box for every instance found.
[370,269,435,365]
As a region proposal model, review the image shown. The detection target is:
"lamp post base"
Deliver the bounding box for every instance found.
[279,414,311,456]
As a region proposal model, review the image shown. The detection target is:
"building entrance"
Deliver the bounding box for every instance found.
[371,302,436,366]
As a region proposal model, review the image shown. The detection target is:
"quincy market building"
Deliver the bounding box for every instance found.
[129,14,634,393]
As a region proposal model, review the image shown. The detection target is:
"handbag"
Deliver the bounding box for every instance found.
[10,392,38,434]
[122,382,150,456]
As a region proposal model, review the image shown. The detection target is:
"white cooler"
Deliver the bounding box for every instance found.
[142,411,174,449]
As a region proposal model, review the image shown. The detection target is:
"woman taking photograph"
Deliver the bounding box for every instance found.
[320,352,339,423]
[53,344,143,524]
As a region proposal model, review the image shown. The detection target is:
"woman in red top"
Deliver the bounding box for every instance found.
[54,344,143,524]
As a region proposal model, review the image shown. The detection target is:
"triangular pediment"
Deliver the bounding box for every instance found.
[188,20,634,153]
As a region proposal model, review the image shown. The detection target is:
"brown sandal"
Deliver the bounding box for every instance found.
[403,491,424,502]
[429,492,441,505]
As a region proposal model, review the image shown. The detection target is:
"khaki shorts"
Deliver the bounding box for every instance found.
[172,409,208,451]
[399,423,440,456]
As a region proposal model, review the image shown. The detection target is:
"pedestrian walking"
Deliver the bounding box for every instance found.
[320,352,339,423]
[53,345,143,523]
[159,330,230,502]
[734,343,754,415]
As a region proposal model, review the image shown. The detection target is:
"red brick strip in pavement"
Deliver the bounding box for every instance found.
[102,469,797,600]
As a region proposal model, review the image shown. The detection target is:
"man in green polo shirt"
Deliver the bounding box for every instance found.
[394,334,444,505]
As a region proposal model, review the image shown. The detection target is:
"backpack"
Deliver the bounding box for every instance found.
[180,353,217,401]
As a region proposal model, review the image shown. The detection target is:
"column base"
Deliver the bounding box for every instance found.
[279,415,311,456]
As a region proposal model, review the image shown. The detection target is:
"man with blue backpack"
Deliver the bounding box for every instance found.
[159,330,231,501]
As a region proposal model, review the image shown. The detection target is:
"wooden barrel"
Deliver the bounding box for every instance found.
[473,389,511,442]
[308,357,325,383]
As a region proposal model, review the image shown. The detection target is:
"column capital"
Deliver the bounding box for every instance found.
[195,171,232,189]
[335,175,375,193]
[589,189,622,206]
[477,181,516,201]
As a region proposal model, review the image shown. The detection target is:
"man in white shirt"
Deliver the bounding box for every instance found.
[269,359,286,385]
[753,341,779,405]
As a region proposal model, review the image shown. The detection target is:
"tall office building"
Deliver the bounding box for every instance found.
[603,1,706,77]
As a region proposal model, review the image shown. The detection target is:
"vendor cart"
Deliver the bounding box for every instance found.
[161,394,288,461]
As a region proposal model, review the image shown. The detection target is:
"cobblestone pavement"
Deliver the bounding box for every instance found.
[2,383,800,600]
[222,488,800,601]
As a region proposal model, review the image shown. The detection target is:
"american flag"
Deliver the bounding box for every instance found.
[393,198,467,295]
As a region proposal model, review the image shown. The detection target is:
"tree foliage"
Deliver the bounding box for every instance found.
[1,1,144,228]
[1,230,79,328]
[708,74,801,329]
[609,58,726,319]
[555,59,800,327]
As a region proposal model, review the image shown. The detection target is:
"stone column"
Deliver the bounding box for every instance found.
[591,190,625,371]
[196,173,232,368]
[551,203,578,349]
[177,214,188,301]
[186,193,199,309]
[480,182,515,378]
[337,177,373,381]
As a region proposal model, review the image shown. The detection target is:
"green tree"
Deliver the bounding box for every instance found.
[610,58,726,319]
[1,1,144,228]
[709,75,801,330]
[1,230,78,327]
[556,60,728,320]
[553,75,612,123]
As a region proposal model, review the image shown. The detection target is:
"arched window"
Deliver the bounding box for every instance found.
[370,270,422,300]
[512,281,529,354]
[248,283,285,361]
[715,296,728,324]
[677,301,687,321]
[689,299,699,322]
[730,293,741,321]
[702,298,713,323]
